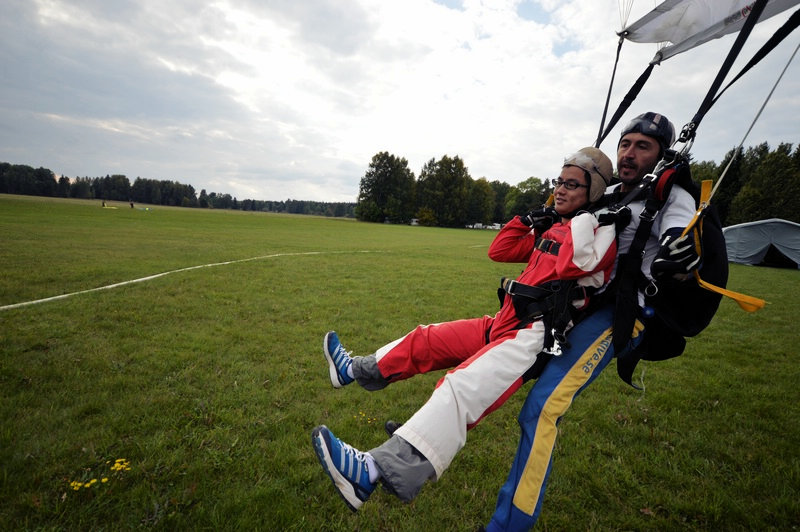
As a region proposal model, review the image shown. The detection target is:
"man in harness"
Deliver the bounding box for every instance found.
[311,146,624,512]
[486,112,701,531]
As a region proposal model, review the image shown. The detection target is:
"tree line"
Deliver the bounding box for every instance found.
[2,141,798,226]
[355,152,547,227]
[356,143,800,227]
[0,163,355,217]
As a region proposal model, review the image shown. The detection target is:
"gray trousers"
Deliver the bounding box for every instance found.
[351,355,436,501]
[351,353,390,391]
[369,434,436,502]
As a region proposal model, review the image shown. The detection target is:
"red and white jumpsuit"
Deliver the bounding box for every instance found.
[363,213,617,499]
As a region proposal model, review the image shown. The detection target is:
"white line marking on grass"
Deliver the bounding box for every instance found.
[1,250,382,312]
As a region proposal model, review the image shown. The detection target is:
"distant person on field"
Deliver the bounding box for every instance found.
[311,147,625,512]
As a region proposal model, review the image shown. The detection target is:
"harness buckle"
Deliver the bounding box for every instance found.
[543,337,563,357]
[639,204,657,223]
[535,238,561,255]
[504,279,518,295]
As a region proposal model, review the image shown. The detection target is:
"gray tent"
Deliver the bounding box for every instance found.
[723,218,800,268]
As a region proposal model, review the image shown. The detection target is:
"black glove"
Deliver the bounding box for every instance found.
[651,230,701,280]
[520,207,559,232]
[597,205,632,233]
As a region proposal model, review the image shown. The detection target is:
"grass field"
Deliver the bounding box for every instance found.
[1,194,798,530]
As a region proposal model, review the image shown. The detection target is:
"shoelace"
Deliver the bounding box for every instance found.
[333,345,352,369]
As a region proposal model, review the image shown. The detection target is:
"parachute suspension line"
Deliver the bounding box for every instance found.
[618,0,636,31]
[708,37,800,204]
[595,34,626,148]
[596,0,663,147]
[595,61,657,147]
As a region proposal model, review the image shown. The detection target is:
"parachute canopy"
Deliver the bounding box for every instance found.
[621,0,800,62]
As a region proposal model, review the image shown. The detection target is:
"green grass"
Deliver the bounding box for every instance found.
[1,194,798,530]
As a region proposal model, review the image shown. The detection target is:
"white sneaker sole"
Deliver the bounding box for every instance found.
[311,427,363,512]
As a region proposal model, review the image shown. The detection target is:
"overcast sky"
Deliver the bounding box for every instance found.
[1,0,798,203]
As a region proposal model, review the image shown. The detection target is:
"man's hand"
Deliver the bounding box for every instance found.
[520,207,559,232]
[651,230,701,280]
[597,205,632,233]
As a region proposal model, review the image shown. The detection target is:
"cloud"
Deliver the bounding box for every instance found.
[0,0,797,203]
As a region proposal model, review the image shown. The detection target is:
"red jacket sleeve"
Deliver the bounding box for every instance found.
[488,216,538,263]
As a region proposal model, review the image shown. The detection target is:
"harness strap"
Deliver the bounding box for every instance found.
[502,278,591,304]
[534,237,561,255]
[612,191,661,355]
[501,278,594,353]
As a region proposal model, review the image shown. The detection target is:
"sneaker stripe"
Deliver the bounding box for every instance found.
[334,346,349,369]
[340,445,350,478]
[355,460,363,486]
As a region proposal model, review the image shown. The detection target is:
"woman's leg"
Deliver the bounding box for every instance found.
[352,315,495,389]
[371,321,548,500]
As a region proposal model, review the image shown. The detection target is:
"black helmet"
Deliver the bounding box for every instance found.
[619,112,676,154]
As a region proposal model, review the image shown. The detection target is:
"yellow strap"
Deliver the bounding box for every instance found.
[700,179,712,203]
[695,269,766,312]
[545,193,554,207]
[680,180,712,238]
[680,180,766,312]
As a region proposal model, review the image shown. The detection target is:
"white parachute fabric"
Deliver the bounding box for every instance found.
[622,0,800,62]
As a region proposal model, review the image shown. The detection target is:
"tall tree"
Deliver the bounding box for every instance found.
[70,177,92,199]
[504,176,548,218]
[728,143,800,224]
[57,175,71,197]
[489,180,512,223]
[32,167,57,197]
[356,152,415,223]
[416,155,471,227]
[466,177,496,225]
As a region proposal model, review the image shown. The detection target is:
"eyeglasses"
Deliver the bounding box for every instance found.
[550,178,588,190]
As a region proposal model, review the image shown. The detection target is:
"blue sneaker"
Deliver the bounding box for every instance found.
[324,331,354,388]
[311,425,376,511]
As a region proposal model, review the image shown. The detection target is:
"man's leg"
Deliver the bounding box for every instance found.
[485,306,643,531]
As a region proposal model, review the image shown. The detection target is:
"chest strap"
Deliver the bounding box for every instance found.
[534,237,561,255]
